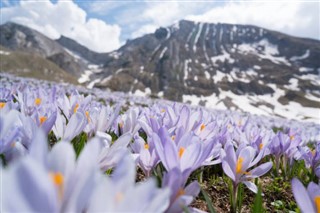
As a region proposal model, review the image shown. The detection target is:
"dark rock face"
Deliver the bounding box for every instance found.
[92,20,320,106]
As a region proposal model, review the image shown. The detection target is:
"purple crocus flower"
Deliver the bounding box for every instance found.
[162,168,201,213]
[131,135,160,177]
[98,133,133,172]
[153,127,215,183]
[299,144,320,175]
[117,108,141,136]
[88,155,171,212]
[291,178,320,213]
[2,130,103,212]
[52,110,87,141]
[221,141,272,193]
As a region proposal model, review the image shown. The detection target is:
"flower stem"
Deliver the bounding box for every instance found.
[231,182,238,213]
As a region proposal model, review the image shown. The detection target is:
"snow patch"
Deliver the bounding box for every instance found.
[211,52,235,65]
[290,50,310,61]
[133,87,152,97]
[299,67,313,72]
[253,65,261,70]
[283,78,299,91]
[237,39,291,66]
[204,71,210,79]
[78,70,93,83]
[158,91,164,97]
[0,50,10,55]
[193,22,204,52]
[109,51,121,59]
[87,78,101,89]
[159,47,168,59]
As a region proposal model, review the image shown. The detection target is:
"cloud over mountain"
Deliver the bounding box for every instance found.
[1,0,121,52]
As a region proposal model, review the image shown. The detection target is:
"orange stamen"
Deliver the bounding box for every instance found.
[73,103,79,113]
[315,196,320,213]
[144,143,149,149]
[0,102,5,109]
[178,147,185,158]
[34,98,41,106]
[39,116,47,125]
[200,124,206,131]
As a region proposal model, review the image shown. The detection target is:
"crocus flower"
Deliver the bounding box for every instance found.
[162,168,201,213]
[2,129,103,212]
[131,135,160,177]
[221,142,272,193]
[88,155,171,212]
[299,143,320,175]
[153,127,215,183]
[291,178,320,213]
[0,109,37,162]
[52,110,87,141]
[98,133,133,172]
[117,108,141,135]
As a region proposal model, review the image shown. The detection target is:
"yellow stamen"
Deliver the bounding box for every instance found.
[227,124,232,129]
[311,150,316,157]
[39,116,47,125]
[73,103,79,113]
[238,120,242,126]
[161,109,166,113]
[144,143,149,149]
[315,196,320,213]
[85,111,91,123]
[259,143,264,150]
[49,172,64,186]
[236,157,244,174]
[34,98,42,106]
[178,147,185,158]
[290,135,295,141]
[119,121,124,128]
[171,135,176,141]
[200,124,206,131]
[49,172,64,201]
[177,188,185,197]
[11,142,16,148]
[0,102,5,109]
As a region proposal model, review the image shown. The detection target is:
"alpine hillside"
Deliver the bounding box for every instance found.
[0,20,319,122]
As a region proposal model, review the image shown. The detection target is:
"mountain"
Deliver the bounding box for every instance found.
[0,22,86,77]
[0,45,78,84]
[89,20,320,121]
[56,35,109,65]
[0,20,319,122]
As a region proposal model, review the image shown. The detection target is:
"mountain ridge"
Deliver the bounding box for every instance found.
[0,20,319,122]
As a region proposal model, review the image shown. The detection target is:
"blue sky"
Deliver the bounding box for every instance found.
[1,0,319,52]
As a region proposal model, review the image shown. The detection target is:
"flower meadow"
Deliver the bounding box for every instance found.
[1,74,320,213]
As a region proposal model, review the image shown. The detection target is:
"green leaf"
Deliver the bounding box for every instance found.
[200,187,216,213]
[252,184,264,213]
[72,132,87,158]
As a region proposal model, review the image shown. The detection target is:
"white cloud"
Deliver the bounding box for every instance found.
[185,1,319,40]
[1,0,121,52]
[131,24,158,39]
[130,2,211,38]
[128,1,319,41]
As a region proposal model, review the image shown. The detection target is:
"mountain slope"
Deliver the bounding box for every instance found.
[0,45,78,84]
[86,20,319,122]
[0,21,319,122]
[0,22,86,77]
